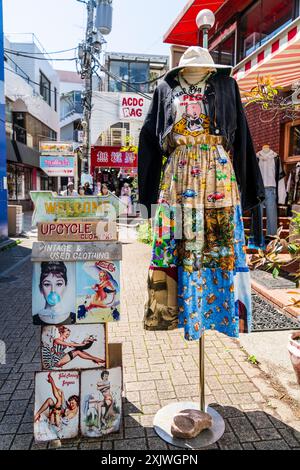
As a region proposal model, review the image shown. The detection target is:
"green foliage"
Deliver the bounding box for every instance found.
[137,222,153,246]
[247,355,259,365]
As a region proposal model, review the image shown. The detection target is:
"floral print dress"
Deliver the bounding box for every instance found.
[144,79,252,340]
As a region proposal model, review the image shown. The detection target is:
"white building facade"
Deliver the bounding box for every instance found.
[5,34,60,209]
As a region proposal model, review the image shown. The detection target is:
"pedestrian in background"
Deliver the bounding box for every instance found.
[61,182,78,197]
[84,182,93,195]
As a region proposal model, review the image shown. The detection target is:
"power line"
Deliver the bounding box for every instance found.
[4,65,59,96]
[4,46,78,55]
[95,65,152,100]
[4,50,77,62]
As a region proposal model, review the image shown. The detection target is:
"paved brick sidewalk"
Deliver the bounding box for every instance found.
[0,241,300,450]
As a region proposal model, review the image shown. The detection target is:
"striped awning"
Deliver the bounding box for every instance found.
[234,18,300,93]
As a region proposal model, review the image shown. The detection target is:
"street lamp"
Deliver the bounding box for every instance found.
[196,9,215,49]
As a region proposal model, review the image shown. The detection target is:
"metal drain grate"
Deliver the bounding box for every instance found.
[252,294,300,332]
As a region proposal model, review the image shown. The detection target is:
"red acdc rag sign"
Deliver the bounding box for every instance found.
[119,95,146,120]
[91,146,138,169]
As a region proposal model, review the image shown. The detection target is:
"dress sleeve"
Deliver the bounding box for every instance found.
[138,87,164,217]
[232,80,265,211]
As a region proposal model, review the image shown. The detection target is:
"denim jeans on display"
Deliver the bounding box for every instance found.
[263,186,278,236]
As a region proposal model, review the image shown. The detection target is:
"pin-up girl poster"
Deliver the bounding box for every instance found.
[76,261,120,323]
[80,367,122,438]
[34,371,80,442]
[41,324,106,371]
[32,261,76,325]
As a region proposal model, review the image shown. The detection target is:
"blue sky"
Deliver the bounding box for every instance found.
[3,0,188,71]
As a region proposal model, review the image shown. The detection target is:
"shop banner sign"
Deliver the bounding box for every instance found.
[40,156,76,177]
[30,191,126,226]
[31,241,122,262]
[119,95,147,120]
[38,221,118,242]
[91,146,137,169]
[39,141,74,155]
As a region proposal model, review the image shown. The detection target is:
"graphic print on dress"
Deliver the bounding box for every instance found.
[173,101,210,137]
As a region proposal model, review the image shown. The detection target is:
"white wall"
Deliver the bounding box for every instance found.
[5,67,60,134]
[5,38,60,130]
[60,81,84,95]
[91,92,151,146]
[61,122,74,141]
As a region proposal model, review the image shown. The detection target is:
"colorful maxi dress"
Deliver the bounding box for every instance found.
[144,79,252,341]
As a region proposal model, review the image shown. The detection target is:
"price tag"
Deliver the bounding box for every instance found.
[216,145,228,160]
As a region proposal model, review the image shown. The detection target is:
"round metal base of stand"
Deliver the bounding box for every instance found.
[153,403,225,449]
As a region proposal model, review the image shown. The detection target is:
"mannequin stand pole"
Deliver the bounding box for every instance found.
[153,332,225,449]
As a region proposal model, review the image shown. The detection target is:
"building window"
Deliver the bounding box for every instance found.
[239,0,294,61]
[289,124,300,157]
[108,60,150,93]
[7,164,32,200]
[211,33,236,66]
[129,62,149,93]
[283,120,300,163]
[54,87,57,112]
[40,71,51,106]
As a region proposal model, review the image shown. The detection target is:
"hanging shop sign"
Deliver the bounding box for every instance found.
[91,146,137,170]
[30,191,126,225]
[40,156,76,177]
[39,141,74,155]
[38,221,117,242]
[119,95,147,120]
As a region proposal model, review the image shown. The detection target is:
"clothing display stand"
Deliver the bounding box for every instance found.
[153,333,225,449]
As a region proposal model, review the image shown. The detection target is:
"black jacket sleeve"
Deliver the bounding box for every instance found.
[232,80,265,211]
[138,87,164,217]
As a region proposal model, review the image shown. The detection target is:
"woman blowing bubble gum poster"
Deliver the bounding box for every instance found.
[32,261,76,326]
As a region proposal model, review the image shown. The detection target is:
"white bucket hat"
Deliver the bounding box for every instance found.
[165,46,232,80]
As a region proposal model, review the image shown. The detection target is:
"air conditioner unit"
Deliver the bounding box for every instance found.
[110,128,126,146]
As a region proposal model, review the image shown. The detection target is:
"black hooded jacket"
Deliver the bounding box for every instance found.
[138,70,265,216]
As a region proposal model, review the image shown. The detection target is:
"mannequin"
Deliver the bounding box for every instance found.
[142,54,252,340]
[251,144,285,244]
[138,45,265,446]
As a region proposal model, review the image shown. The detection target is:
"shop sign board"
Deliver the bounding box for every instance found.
[119,94,147,120]
[91,146,137,169]
[31,241,122,262]
[30,191,126,226]
[37,221,118,242]
[39,141,74,155]
[32,242,122,325]
[40,156,76,177]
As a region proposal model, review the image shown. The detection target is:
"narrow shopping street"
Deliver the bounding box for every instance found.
[0,239,300,450]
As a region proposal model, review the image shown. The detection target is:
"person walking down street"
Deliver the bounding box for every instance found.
[84,182,93,195]
[61,182,78,197]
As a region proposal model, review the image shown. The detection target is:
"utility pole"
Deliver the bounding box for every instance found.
[77,0,113,177]
[83,0,95,175]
